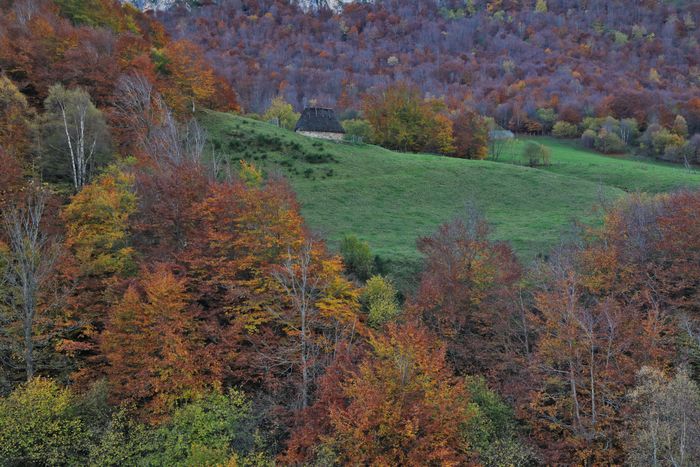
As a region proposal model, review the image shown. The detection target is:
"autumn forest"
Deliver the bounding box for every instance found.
[0,0,700,466]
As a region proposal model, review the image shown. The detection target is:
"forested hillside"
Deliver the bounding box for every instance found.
[1,0,700,465]
[162,0,700,132]
[0,0,238,114]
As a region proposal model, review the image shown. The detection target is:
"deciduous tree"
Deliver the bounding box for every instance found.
[451,109,488,159]
[363,83,454,155]
[626,367,700,466]
[1,185,60,381]
[271,241,361,410]
[528,260,638,464]
[159,39,238,115]
[411,209,524,377]
[339,234,373,281]
[262,96,300,130]
[323,322,471,465]
[101,264,208,420]
[40,85,111,191]
[59,164,137,381]
[0,75,34,159]
[0,378,87,465]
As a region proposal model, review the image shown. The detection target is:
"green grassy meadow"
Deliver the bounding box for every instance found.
[202,111,700,283]
[505,137,700,193]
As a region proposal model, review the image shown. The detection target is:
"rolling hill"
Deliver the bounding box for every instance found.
[506,137,700,194]
[202,110,700,284]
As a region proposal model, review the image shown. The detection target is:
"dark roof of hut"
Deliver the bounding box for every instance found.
[294,107,345,133]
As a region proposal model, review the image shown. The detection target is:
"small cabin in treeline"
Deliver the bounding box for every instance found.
[294,107,346,141]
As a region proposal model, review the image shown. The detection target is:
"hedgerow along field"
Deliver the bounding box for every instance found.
[203,111,700,284]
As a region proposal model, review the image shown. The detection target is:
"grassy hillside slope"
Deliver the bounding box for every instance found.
[202,111,700,282]
[506,137,700,193]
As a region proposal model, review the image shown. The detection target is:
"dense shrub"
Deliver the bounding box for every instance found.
[522,141,551,166]
[662,141,693,163]
[581,117,604,132]
[146,390,265,466]
[342,118,372,143]
[0,378,88,465]
[89,390,270,466]
[552,121,580,138]
[652,129,684,157]
[464,376,537,466]
[361,275,401,328]
[340,235,374,281]
[595,130,627,154]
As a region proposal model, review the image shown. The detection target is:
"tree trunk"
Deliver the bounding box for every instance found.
[24,302,34,380]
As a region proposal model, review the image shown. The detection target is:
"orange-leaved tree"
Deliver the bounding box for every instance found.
[527,260,641,465]
[0,75,34,160]
[363,82,454,154]
[101,263,209,421]
[285,321,472,466]
[269,241,362,411]
[184,165,363,415]
[180,172,306,393]
[451,108,489,159]
[59,164,138,382]
[159,39,239,115]
[0,148,24,209]
[411,210,525,378]
[524,193,683,464]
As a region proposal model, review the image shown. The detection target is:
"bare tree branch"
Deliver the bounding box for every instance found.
[1,185,60,380]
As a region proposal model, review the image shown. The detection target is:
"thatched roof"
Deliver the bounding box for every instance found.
[295,107,345,133]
